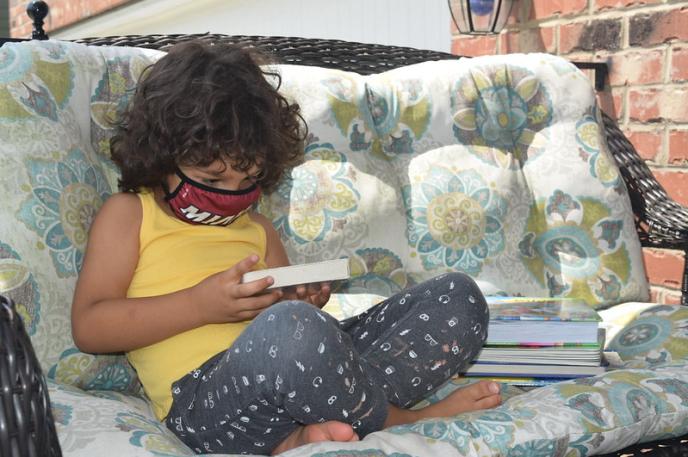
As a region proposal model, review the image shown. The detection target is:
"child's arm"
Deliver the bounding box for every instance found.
[71,194,281,354]
[250,212,331,308]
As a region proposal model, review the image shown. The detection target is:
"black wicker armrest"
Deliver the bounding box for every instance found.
[73,33,462,75]
[602,111,688,250]
[0,295,62,457]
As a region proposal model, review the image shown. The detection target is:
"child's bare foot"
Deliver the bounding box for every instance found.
[421,380,501,418]
[271,421,358,455]
[385,380,502,427]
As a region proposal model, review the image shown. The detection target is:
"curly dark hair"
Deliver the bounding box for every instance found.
[110,40,307,193]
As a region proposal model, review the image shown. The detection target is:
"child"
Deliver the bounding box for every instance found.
[71,40,501,456]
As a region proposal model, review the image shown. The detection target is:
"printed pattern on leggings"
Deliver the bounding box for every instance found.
[164,272,488,455]
[340,272,489,408]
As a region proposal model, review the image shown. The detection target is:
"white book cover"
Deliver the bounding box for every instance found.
[242,258,351,289]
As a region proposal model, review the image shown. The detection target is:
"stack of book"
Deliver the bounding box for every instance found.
[462,296,606,386]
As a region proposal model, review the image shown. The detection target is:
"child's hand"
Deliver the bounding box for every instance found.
[190,254,283,325]
[283,282,331,308]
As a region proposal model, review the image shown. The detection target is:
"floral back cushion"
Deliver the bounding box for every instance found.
[0,40,163,392]
[262,55,649,310]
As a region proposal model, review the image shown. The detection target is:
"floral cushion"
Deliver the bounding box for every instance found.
[0,40,163,392]
[51,307,688,456]
[0,40,677,457]
[263,57,649,309]
[606,304,688,368]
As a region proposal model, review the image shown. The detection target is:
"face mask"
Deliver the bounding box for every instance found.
[164,168,261,226]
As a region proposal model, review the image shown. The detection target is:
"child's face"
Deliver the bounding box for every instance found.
[166,159,261,192]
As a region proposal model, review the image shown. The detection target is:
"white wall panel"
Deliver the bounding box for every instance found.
[53,0,452,52]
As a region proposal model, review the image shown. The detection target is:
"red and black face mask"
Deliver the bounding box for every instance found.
[164,168,261,226]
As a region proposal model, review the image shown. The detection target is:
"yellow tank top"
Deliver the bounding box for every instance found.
[126,190,267,421]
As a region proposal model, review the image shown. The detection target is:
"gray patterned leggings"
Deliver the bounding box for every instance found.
[164,272,488,455]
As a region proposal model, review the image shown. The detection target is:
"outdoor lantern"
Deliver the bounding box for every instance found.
[448,0,515,35]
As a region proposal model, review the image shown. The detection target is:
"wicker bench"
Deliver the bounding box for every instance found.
[2,25,688,457]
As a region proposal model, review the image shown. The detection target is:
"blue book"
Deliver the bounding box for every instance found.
[485,297,601,345]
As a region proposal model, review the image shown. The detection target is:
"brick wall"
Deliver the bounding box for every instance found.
[9,0,134,38]
[451,0,687,304]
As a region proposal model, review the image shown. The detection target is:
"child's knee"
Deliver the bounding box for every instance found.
[257,300,331,323]
[437,271,486,303]
[254,300,340,346]
[433,272,489,328]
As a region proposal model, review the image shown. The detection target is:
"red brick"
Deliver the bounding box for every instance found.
[10,0,134,36]
[531,0,588,20]
[625,129,663,161]
[597,89,624,120]
[451,35,498,57]
[653,169,688,206]
[629,88,661,122]
[671,47,688,82]
[560,22,586,55]
[669,129,688,165]
[649,287,684,305]
[500,31,520,53]
[628,88,688,123]
[660,87,688,123]
[609,50,664,86]
[643,248,685,289]
[629,7,688,46]
[595,0,662,10]
[662,292,683,305]
[503,26,556,53]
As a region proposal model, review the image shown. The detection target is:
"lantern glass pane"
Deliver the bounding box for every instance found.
[449,0,514,35]
[492,0,514,32]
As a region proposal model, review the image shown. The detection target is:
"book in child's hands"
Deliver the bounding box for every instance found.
[241,258,350,289]
[485,296,601,345]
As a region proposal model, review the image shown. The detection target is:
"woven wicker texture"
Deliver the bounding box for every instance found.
[597,434,688,457]
[0,295,62,457]
[602,112,688,249]
[74,33,460,75]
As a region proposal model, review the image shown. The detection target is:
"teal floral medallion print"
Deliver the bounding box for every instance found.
[390,410,517,454]
[608,306,688,363]
[18,148,112,277]
[311,451,415,457]
[48,347,140,392]
[575,107,621,188]
[116,411,192,456]
[0,42,73,121]
[325,75,431,159]
[519,190,630,306]
[343,248,410,296]
[51,402,73,426]
[451,65,553,169]
[268,141,359,244]
[0,241,41,334]
[403,167,507,275]
[91,55,152,159]
[506,438,569,457]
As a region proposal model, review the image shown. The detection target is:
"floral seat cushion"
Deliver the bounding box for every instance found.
[51,304,688,456]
